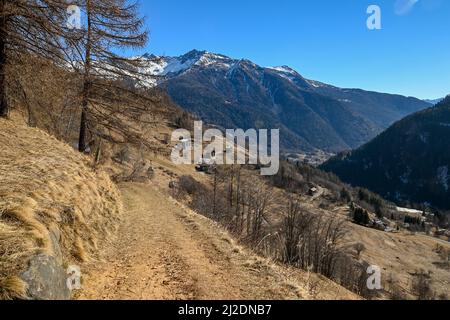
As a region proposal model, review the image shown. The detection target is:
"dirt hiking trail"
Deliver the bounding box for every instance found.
[76,183,356,300]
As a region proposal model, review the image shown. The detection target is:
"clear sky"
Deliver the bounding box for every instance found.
[136,0,450,99]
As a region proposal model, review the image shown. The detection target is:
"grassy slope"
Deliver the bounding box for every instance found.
[0,117,122,299]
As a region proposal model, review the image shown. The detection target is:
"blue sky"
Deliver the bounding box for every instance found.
[136,0,450,99]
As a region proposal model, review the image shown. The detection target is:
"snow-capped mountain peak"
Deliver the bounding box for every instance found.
[133,50,331,91]
[267,65,299,76]
[135,50,239,84]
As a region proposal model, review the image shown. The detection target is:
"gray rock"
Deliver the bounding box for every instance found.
[49,227,63,265]
[147,166,155,180]
[21,254,71,300]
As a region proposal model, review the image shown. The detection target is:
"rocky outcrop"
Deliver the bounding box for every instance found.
[21,254,71,300]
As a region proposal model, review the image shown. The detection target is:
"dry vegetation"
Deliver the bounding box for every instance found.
[171,161,450,300]
[345,220,450,299]
[0,116,122,299]
[172,167,374,298]
[75,174,358,300]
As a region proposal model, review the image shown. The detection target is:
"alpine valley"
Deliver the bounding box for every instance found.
[131,50,431,154]
[322,96,450,210]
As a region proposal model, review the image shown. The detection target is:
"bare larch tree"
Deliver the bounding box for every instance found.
[69,0,149,152]
[0,0,70,118]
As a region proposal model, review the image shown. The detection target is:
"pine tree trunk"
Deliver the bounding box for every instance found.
[78,0,92,152]
[78,105,88,151]
[0,0,8,118]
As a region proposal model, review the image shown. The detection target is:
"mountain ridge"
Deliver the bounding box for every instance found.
[321,96,450,209]
[130,50,431,153]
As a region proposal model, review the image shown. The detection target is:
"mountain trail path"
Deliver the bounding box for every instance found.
[76,183,327,300]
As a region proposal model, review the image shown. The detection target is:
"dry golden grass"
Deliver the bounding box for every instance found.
[0,276,28,300]
[0,118,122,299]
[343,218,450,299]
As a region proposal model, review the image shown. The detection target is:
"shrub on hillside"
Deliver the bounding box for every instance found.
[178,175,203,195]
[352,206,370,226]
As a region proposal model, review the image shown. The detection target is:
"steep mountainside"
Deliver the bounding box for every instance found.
[0,117,122,299]
[321,96,450,209]
[132,50,430,153]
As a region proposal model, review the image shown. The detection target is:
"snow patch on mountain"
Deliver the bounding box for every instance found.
[437,166,449,191]
[138,56,196,77]
[306,79,324,88]
[225,61,241,79]
[267,66,297,75]
[396,207,423,214]
[133,50,240,86]
[419,132,429,144]
[400,166,412,185]
[267,66,300,82]
[196,53,233,68]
